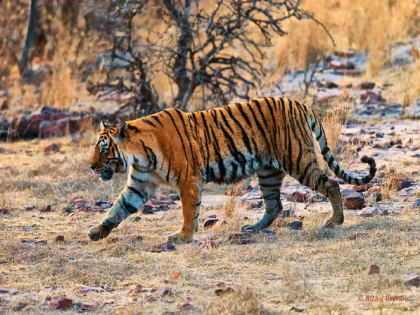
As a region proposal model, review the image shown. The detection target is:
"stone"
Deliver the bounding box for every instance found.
[25,205,36,211]
[198,240,220,249]
[291,191,307,202]
[129,216,141,222]
[287,221,303,230]
[376,132,384,138]
[324,81,338,89]
[51,297,73,310]
[368,186,381,192]
[372,143,384,149]
[179,303,193,311]
[0,288,19,295]
[0,209,8,214]
[291,306,306,312]
[152,243,176,252]
[124,235,143,244]
[336,50,355,58]
[368,265,380,275]
[400,274,420,287]
[366,191,382,204]
[167,298,175,303]
[361,91,385,104]
[400,181,412,189]
[0,147,5,153]
[34,239,47,244]
[41,205,51,212]
[355,82,375,90]
[344,192,364,209]
[79,286,105,294]
[247,181,259,191]
[54,235,65,242]
[357,207,379,218]
[240,239,257,244]
[346,184,372,192]
[228,232,251,240]
[152,286,171,296]
[353,231,369,240]
[391,173,410,191]
[167,194,179,200]
[215,287,235,296]
[44,144,59,153]
[81,302,96,310]
[203,218,219,228]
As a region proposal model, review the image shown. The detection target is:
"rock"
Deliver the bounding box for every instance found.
[287,221,303,230]
[167,194,179,200]
[0,287,19,295]
[228,232,251,240]
[357,207,379,218]
[167,298,176,303]
[81,302,96,310]
[54,235,65,242]
[25,205,36,211]
[368,186,381,192]
[346,184,372,192]
[400,274,420,287]
[203,218,219,228]
[79,286,105,294]
[329,60,355,70]
[41,205,51,212]
[355,82,375,90]
[34,239,47,244]
[324,81,339,89]
[128,216,141,222]
[361,91,385,104]
[291,306,306,312]
[372,143,384,149]
[152,243,176,252]
[410,145,420,151]
[124,235,143,244]
[353,231,369,240]
[260,229,276,235]
[366,191,382,204]
[179,303,193,311]
[336,50,355,58]
[0,208,8,214]
[391,173,410,190]
[215,287,235,296]
[152,286,171,297]
[400,181,412,189]
[344,192,364,209]
[44,144,59,153]
[198,240,220,249]
[291,191,308,202]
[247,181,259,191]
[0,147,5,153]
[368,265,380,275]
[51,297,73,310]
[240,239,257,244]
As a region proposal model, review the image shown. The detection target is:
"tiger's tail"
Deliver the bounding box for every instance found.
[309,113,376,185]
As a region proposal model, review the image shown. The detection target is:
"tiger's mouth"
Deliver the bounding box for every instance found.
[100,169,114,181]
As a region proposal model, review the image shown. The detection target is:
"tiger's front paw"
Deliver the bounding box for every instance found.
[167,230,194,244]
[88,223,114,241]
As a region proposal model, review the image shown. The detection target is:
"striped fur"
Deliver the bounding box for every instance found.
[88,97,376,243]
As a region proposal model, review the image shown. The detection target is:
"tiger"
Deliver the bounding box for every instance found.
[88,97,376,243]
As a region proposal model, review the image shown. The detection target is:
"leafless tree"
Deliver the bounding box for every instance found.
[86,0,333,115]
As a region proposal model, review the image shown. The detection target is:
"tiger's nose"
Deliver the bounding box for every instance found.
[90,164,96,171]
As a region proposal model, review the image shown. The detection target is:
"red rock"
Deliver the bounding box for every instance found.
[247,181,259,191]
[44,144,59,153]
[336,50,355,58]
[199,240,220,249]
[54,235,65,242]
[368,186,381,192]
[346,184,372,192]
[361,91,385,104]
[152,286,171,296]
[228,232,251,240]
[357,207,379,218]
[353,231,369,240]
[291,191,308,202]
[81,302,96,310]
[51,297,73,310]
[41,205,51,212]
[79,286,105,294]
[69,117,82,134]
[372,143,384,149]
[203,218,219,228]
[215,287,235,296]
[329,60,343,69]
[355,82,375,90]
[324,81,339,89]
[0,287,19,295]
[240,239,257,244]
[368,265,380,275]
[391,173,410,191]
[344,192,364,209]
[400,274,420,287]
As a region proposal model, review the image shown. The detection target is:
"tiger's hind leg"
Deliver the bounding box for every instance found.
[240,168,286,232]
[296,156,344,226]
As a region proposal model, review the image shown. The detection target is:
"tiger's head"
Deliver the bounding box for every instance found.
[89,120,128,181]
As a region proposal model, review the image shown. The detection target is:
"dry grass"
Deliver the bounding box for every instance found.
[0,133,420,314]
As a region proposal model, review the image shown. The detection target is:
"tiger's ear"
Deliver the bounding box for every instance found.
[111,121,127,144]
[100,120,111,131]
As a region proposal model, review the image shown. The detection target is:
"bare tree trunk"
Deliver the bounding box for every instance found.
[19,0,38,75]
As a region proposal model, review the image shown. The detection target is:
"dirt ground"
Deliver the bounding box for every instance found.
[0,132,420,314]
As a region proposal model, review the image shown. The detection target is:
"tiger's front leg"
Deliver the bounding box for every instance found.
[88,173,156,241]
[167,181,203,244]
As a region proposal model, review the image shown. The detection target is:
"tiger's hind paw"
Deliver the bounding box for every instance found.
[88,223,114,241]
[325,216,344,227]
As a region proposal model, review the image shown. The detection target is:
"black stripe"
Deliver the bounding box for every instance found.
[143,119,156,128]
[235,103,252,127]
[128,186,147,202]
[224,106,252,153]
[175,110,197,175]
[258,170,283,179]
[127,125,139,133]
[253,99,269,129]
[321,147,330,155]
[120,196,138,214]
[298,160,316,184]
[164,110,189,178]
[218,110,234,133]
[327,155,334,167]
[246,103,273,156]
[259,182,281,188]
[151,115,164,127]
[166,158,171,182]
[130,174,146,183]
